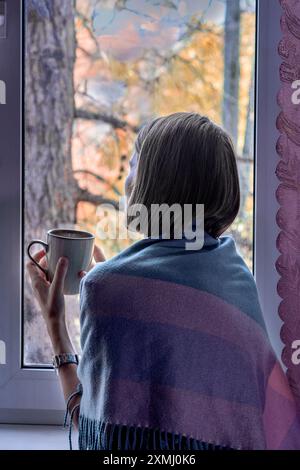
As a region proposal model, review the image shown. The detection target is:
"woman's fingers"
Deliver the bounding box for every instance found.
[77,244,105,279]
[51,257,69,294]
[93,244,106,263]
[40,256,48,269]
[26,248,47,286]
[78,270,87,279]
[32,249,46,262]
[27,249,48,281]
[26,261,49,293]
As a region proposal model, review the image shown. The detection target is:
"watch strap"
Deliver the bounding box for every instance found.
[52,353,79,369]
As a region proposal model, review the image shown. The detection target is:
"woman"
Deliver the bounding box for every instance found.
[27,112,300,450]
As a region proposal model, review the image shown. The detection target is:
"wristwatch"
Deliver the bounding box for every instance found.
[52,353,79,371]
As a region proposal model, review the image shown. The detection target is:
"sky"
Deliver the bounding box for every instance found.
[90,0,226,61]
[78,0,255,110]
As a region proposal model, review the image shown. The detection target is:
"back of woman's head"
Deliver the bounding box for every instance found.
[127,112,240,239]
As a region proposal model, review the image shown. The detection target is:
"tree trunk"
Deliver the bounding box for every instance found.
[25,1,77,236]
[24,1,120,363]
[222,0,241,147]
[24,0,77,363]
[239,59,255,218]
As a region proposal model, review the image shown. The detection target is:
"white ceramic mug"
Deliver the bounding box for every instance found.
[27,228,95,295]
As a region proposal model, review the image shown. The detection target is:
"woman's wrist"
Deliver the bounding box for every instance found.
[47,320,75,355]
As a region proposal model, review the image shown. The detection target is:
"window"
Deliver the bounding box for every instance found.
[23,0,256,366]
[0,0,282,424]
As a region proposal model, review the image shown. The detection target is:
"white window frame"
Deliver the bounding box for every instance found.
[254,0,283,359]
[0,0,283,424]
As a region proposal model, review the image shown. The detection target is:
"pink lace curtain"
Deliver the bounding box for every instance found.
[276,0,300,402]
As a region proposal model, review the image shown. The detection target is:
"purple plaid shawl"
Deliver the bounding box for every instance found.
[76,233,300,450]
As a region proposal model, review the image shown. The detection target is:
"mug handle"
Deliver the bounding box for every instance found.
[27,240,49,280]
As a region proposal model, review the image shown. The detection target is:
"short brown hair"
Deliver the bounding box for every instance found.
[127,112,240,238]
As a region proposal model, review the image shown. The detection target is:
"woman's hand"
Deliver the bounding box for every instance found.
[26,243,105,426]
[26,250,69,329]
[26,244,105,328]
[78,244,105,279]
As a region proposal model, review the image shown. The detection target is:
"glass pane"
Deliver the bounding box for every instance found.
[23,0,256,365]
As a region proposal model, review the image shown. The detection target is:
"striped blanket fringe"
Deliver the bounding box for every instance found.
[77,415,233,451]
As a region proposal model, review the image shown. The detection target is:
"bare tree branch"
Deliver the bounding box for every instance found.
[77,45,94,57]
[74,169,122,196]
[75,9,100,54]
[236,155,253,164]
[76,186,120,210]
[75,108,140,132]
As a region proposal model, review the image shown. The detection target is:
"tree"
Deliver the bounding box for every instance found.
[25,1,76,243]
[240,59,254,218]
[24,0,118,362]
[222,1,255,258]
[222,0,241,147]
[24,0,256,362]
[24,0,77,362]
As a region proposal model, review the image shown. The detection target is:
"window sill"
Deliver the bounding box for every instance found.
[0,424,77,450]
